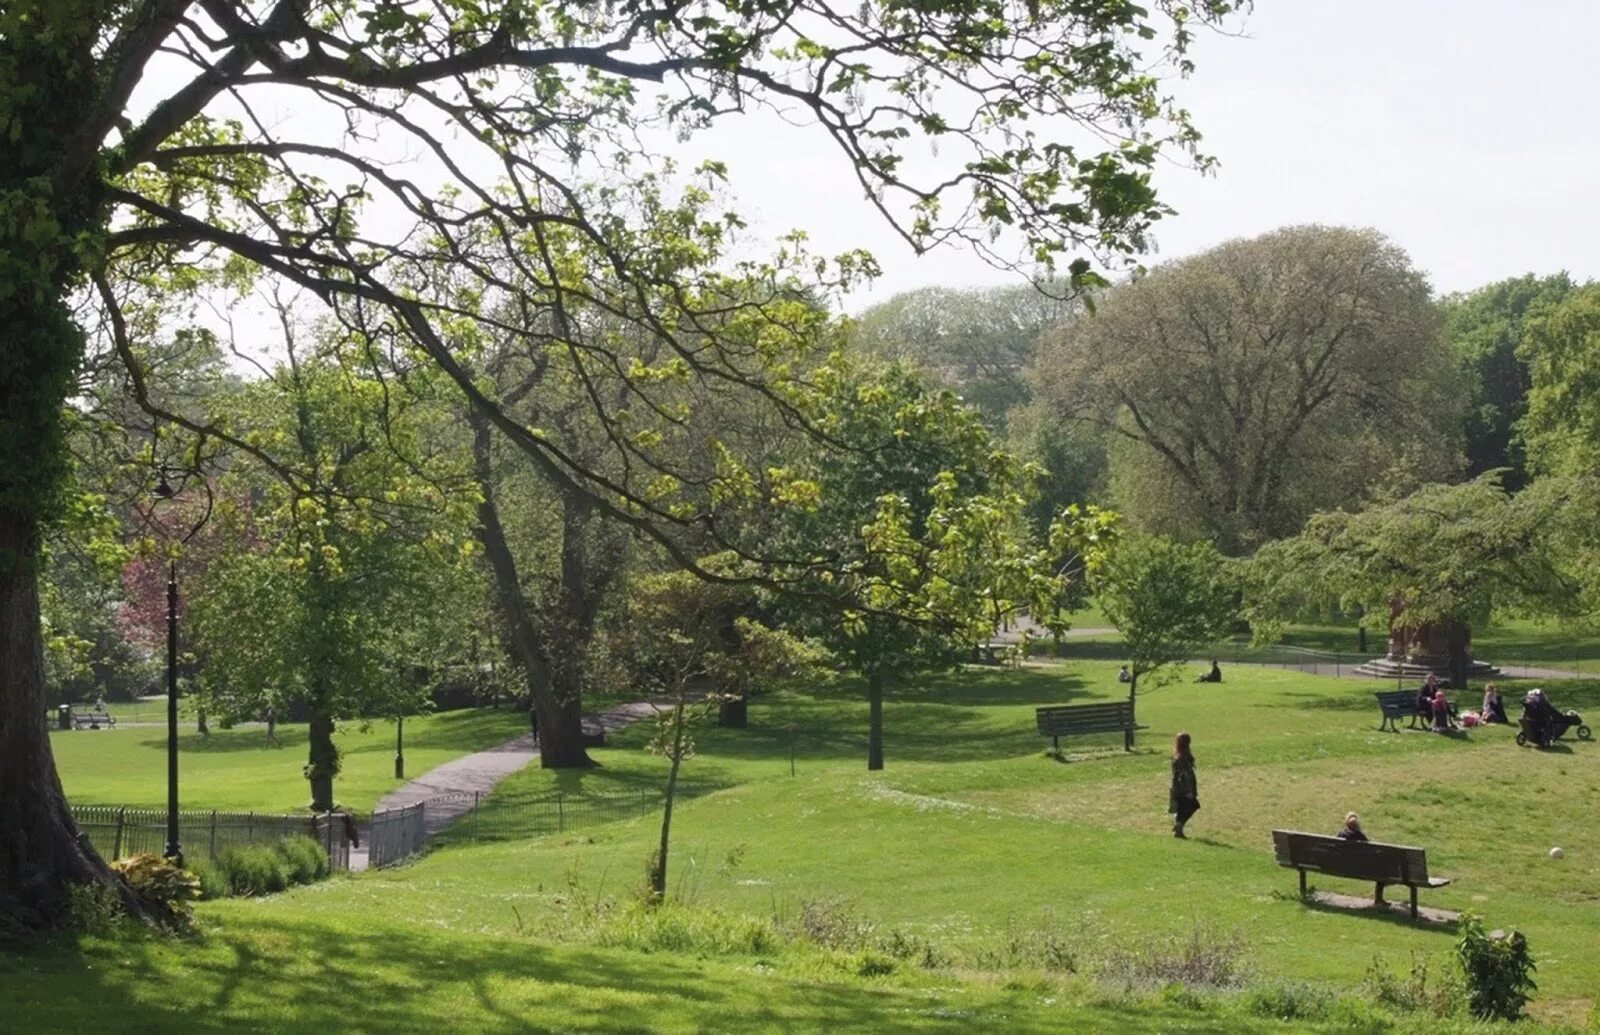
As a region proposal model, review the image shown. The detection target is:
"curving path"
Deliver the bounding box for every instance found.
[351,699,666,870]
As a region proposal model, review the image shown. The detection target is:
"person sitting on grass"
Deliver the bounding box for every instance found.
[1196,660,1222,684]
[1336,812,1368,842]
[1482,683,1508,724]
[1118,665,1132,683]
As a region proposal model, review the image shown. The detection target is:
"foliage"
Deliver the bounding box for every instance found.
[850,282,1080,424]
[1033,225,1459,553]
[1092,534,1235,698]
[108,853,201,923]
[1442,272,1576,489]
[1520,281,1600,477]
[1455,914,1536,1021]
[1239,475,1589,682]
[60,881,125,937]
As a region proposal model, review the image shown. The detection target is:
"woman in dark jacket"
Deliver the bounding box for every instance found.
[1336,812,1368,841]
[1169,732,1199,839]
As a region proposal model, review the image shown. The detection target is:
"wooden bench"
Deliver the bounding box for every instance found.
[71,708,117,730]
[1035,700,1143,752]
[1373,690,1425,732]
[1271,829,1451,919]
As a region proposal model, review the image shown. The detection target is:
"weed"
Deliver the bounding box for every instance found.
[1099,921,1246,989]
[62,881,124,935]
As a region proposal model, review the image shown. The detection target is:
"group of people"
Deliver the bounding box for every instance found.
[1413,672,1460,730]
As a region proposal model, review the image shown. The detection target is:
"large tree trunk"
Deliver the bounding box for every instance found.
[306,710,339,812]
[470,415,592,767]
[867,668,884,771]
[0,517,141,927]
[1446,622,1471,697]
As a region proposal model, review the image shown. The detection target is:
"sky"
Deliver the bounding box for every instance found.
[125,2,1600,334]
[679,1,1600,311]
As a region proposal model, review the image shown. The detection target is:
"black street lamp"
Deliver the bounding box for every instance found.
[153,473,183,866]
[394,716,405,779]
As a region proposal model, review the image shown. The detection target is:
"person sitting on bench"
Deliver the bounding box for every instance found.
[1196,660,1222,684]
[1335,812,1368,842]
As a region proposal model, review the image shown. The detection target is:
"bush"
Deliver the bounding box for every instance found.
[1361,951,1461,1018]
[188,857,229,901]
[217,844,290,896]
[1456,913,1537,1021]
[63,881,125,935]
[274,835,330,884]
[110,853,201,924]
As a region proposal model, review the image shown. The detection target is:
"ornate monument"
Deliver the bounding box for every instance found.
[1352,600,1501,680]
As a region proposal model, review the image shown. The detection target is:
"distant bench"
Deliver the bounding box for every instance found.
[71,708,117,730]
[1373,690,1425,732]
[1035,700,1143,752]
[1271,829,1451,919]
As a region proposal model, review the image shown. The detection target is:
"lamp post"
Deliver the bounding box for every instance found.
[394,716,405,779]
[154,472,183,866]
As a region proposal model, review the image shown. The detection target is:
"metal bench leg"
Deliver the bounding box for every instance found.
[1123,728,1132,752]
[1052,735,1059,752]
[1298,870,1307,898]
[1374,882,1385,906]
[1409,886,1418,919]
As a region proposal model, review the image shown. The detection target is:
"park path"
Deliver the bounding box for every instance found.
[350,699,665,871]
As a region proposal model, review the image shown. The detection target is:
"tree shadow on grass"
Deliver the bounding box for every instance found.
[1,916,1068,1034]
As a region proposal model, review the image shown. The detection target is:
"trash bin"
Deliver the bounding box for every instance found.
[58,704,72,730]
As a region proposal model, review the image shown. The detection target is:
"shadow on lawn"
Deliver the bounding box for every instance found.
[3,918,1029,1034]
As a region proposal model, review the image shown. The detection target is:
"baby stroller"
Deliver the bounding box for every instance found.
[1516,707,1592,747]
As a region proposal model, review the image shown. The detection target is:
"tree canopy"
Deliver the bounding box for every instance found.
[2,0,1245,926]
[1031,225,1460,553]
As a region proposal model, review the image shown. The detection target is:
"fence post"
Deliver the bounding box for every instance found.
[325,810,334,861]
[209,810,219,859]
[472,791,480,841]
[247,812,254,841]
[112,806,126,859]
[557,792,564,833]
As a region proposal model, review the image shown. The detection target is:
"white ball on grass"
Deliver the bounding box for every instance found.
[1550,847,1565,859]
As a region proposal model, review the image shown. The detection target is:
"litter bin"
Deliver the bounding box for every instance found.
[58,704,72,730]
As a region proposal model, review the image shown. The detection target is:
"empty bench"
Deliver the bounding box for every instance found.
[1271,829,1452,919]
[1035,700,1143,752]
[1373,690,1425,732]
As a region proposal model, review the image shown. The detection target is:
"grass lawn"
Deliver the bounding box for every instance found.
[13,662,1598,1031]
[50,706,531,814]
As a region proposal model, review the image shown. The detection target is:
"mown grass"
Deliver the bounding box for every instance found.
[466,662,1600,1025]
[51,706,531,813]
[17,661,1600,1030]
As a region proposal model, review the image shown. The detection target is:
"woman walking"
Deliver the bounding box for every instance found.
[1169,731,1199,839]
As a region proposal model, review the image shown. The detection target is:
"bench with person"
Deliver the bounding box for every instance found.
[1271,829,1452,919]
[1373,690,1426,732]
[70,707,117,730]
[1035,700,1144,752]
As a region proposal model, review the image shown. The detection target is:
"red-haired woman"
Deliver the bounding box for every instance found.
[1169,732,1199,839]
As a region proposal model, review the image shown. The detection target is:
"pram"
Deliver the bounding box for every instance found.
[1516,708,1592,747]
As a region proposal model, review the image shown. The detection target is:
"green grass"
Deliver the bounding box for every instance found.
[15,662,1600,1030]
[51,706,530,813]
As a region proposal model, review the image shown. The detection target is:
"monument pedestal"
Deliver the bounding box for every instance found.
[1351,604,1500,682]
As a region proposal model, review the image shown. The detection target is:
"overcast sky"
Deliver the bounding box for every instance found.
[688,1,1600,311]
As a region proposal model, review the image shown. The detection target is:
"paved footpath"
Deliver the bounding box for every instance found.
[351,699,665,870]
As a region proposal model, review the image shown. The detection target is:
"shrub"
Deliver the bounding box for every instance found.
[63,881,125,935]
[188,857,229,900]
[217,844,290,896]
[110,853,201,924]
[274,835,330,885]
[1456,913,1537,1021]
[972,914,1078,973]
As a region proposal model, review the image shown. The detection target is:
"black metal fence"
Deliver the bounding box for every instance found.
[428,784,719,847]
[368,803,426,868]
[71,805,351,871]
